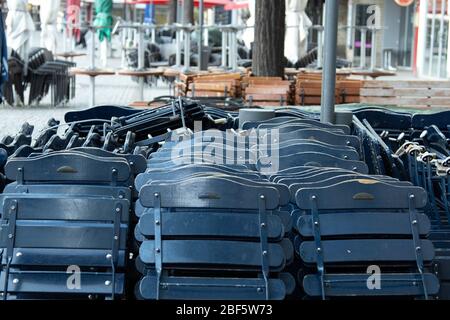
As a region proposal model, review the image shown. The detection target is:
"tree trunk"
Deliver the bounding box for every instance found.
[252,0,286,77]
[167,0,178,24]
[183,0,194,25]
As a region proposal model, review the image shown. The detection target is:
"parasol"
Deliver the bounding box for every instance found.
[93,0,114,42]
[40,0,61,52]
[5,0,36,60]
[284,0,312,64]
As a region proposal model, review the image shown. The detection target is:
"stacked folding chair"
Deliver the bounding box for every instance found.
[2,49,26,106]
[0,151,135,299]
[356,108,450,299]
[27,48,76,106]
[243,113,439,299]
[133,129,295,300]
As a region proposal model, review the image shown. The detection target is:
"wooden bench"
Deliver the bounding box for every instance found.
[243,77,294,106]
[360,80,450,109]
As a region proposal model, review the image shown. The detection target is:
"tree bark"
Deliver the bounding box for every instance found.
[252,0,286,77]
[167,0,178,24]
[183,0,194,25]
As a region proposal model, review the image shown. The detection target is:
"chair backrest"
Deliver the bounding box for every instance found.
[140,176,280,210]
[5,152,131,185]
[295,179,427,210]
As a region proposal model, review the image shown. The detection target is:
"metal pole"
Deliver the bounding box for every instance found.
[90,77,96,106]
[184,28,191,69]
[417,0,429,77]
[370,28,377,70]
[221,30,228,68]
[176,29,182,67]
[63,23,68,53]
[198,0,206,70]
[428,0,437,76]
[138,28,145,100]
[121,29,127,68]
[90,28,96,106]
[437,0,446,78]
[320,0,339,124]
[231,29,238,70]
[151,27,156,44]
[90,29,96,69]
[360,28,367,69]
[317,27,324,69]
[228,31,233,69]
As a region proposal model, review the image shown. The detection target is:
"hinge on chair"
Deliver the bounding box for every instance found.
[258,194,269,300]
[310,195,326,300]
[3,200,17,300]
[108,202,122,300]
[408,194,429,300]
[154,192,162,300]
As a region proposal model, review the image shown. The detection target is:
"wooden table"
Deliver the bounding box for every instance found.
[117,68,165,100]
[55,52,87,62]
[351,70,397,80]
[163,68,182,78]
[70,68,116,106]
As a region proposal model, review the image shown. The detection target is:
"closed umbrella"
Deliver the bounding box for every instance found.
[284,0,311,64]
[5,0,35,62]
[40,0,60,52]
[93,0,113,42]
[93,0,113,67]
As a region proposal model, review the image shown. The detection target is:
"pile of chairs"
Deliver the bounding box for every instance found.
[0,102,445,300]
[243,113,438,299]
[130,106,438,300]
[133,130,295,300]
[1,100,208,161]
[27,48,76,106]
[0,149,145,299]
[2,48,75,107]
[355,108,450,299]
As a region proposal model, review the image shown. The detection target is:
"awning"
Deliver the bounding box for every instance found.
[224,0,248,10]
[124,0,231,8]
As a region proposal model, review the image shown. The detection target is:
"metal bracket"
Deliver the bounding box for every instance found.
[109,202,122,300]
[3,200,17,300]
[310,195,326,300]
[439,177,450,222]
[408,194,429,300]
[258,194,269,300]
[425,161,440,223]
[154,192,162,300]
